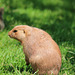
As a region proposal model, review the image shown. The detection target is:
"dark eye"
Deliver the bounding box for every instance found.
[13,30,17,32]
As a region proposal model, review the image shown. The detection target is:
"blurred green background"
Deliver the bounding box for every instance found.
[0,0,75,75]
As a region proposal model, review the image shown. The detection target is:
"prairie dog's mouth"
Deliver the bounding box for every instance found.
[8,34,12,38]
[8,33,13,38]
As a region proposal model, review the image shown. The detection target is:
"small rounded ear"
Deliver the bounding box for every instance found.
[23,29,31,36]
[23,27,32,36]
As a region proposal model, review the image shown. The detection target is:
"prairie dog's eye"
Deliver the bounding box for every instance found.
[13,30,17,32]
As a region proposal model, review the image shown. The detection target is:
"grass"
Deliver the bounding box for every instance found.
[0,0,75,75]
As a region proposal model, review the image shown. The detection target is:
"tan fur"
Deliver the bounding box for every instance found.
[0,8,5,31]
[8,25,61,75]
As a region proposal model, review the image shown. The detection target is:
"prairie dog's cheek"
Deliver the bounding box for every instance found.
[20,33,26,38]
[17,32,25,39]
[19,31,25,37]
[12,32,15,37]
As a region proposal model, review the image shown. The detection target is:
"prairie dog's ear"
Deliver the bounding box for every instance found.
[23,27,32,36]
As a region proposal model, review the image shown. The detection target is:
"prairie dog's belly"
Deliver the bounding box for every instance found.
[29,51,61,75]
[29,50,61,68]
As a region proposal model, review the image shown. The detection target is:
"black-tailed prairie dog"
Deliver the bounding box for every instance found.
[8,25,61,75]
[0,8,5,31]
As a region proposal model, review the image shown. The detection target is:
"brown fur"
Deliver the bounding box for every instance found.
[8,25,61,75]
[0,8,5,31]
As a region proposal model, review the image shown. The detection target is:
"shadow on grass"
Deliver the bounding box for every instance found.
[23,0,75,11]
[65,49,75,71]
[1,65,15,73]
[27,0,60,11]
[1,64,33,73]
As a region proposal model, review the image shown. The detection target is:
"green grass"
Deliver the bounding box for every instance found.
[0,0,75,75]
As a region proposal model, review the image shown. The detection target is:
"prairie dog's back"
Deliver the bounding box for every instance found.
[26,27,61,57]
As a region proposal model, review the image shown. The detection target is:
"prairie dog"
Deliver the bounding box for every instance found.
[8,25,61,75]
[0,8,5,31]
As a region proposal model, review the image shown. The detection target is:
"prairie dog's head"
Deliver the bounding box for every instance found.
[8,25,32,42]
